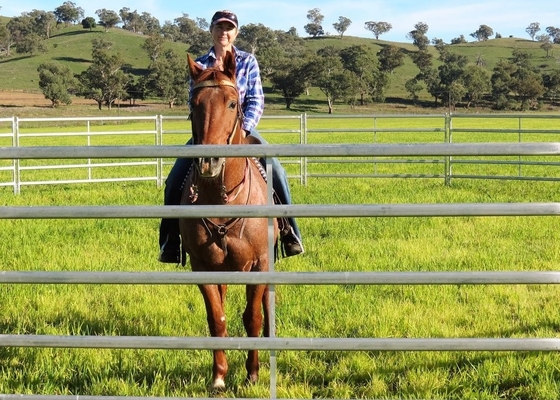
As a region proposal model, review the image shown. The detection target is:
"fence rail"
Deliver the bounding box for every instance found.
[2,114,560,193]
[1,135,560,399]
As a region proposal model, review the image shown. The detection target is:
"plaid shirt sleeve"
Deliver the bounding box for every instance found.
[233,48,265,132]
[193,47,265,132]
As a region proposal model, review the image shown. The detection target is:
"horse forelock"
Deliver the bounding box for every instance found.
[194,68,235,88]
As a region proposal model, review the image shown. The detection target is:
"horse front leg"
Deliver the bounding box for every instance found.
[243,283,267,384]
[198,283,229,391]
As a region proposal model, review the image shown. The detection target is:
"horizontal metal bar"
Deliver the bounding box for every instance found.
[20,162,157,170]
[19,131,156,137]
[452,113,560,119]
[450,175,560,182]
[0,203,558,219]
[1,143,559,159]
[18,177,156,187]
[305,114,447,119]
[307,128,444,133]
[1,335,559,351]
[2,271,560,285]
[451,128,560,134]
[17,116,157,122]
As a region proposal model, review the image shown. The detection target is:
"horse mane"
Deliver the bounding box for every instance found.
[189,51,236,86]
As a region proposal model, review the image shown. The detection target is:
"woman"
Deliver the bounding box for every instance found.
[158,10,304,264]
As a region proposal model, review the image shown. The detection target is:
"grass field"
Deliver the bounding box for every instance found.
[0,118,559,399]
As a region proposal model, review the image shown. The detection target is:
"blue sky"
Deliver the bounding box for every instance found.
[2,0,559,43]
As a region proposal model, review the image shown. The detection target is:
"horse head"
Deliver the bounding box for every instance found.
[188,51,242,178]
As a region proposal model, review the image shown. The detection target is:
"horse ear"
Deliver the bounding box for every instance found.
[223,51,236,81]
[187,54,203,80]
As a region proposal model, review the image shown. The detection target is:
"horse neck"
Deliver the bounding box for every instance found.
[195,156,249,205]
[222,156,250,204]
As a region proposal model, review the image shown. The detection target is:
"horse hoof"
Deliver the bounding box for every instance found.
[246,373,258,385]
[211,378,226,392]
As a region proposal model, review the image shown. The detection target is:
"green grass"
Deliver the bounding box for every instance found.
[1,179,559,398]
[1,121,560,398]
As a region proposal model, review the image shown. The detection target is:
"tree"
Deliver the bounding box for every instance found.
[37,61,77,107]
[537,34,553,57]
[404,78,423,104]
[462,65,491,108]
[338,44,389,104]
[142,34,166,63]
[237,23,275,55]
[332,16,351,39]
[543,70,560,105]
[411,50,433,71]
[146,49,189,108]
[515,72,544,110]
[470,24,493,41]
[447,81,467,110]
[54,1,84,26]
[256,29,308,82]
[28,10,57,39]
[140,12,161,36]
[304,8,324,37]
[7,14,35,44]
[309,50,353,113]
[407,22,429,50]
[364,21,392,40]
[270,60,307,109]
[491,59,517,109]
[545,26,560,44]
[525,22,540,41]
[166,13,211,53]
[96,9,121,32]
[81,17,96,30]
[450,35,467,44]
[16,32,47,55]
[0,24,15,56]
[377,45,404,74]
[490,49,545,110]
[77,38,131,110]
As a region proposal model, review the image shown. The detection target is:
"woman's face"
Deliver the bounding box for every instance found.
[211,22,238,48]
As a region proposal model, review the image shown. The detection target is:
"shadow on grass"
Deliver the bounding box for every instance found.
[0,55,34,64]
[53,56,91,63]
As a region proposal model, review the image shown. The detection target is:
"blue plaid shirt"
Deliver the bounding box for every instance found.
[192,46,265,132]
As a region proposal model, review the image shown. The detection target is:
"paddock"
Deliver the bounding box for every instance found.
[1,113,559,194]
[0,130,560,398]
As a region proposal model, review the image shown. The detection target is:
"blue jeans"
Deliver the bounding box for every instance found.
[159,130,302,248]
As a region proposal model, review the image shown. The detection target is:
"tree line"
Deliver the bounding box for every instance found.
[2,2,560,111]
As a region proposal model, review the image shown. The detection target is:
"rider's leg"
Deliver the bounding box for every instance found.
[248,130,304,257]
[159,140,194,263]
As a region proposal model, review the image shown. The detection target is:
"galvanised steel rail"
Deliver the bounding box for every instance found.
[1,135,560,399]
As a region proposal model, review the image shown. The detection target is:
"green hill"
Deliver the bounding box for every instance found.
[0,22,558,111]
[0,25,189,91]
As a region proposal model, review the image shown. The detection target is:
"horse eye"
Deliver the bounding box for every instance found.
[228,101,237,110]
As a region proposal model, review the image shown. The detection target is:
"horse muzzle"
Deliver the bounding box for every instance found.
[195,157,225,178]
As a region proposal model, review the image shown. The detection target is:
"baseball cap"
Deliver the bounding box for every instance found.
[211,10,238,28]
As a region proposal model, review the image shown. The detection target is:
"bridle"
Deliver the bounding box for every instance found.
[188,78,252,256]
[191,79,242,146]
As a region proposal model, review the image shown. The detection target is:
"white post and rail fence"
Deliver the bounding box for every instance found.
[1,113,559,194]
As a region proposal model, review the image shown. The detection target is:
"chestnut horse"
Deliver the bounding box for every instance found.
[179,52,278,391]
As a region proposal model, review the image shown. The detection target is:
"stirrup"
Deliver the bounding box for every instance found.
[280,226,304,258]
